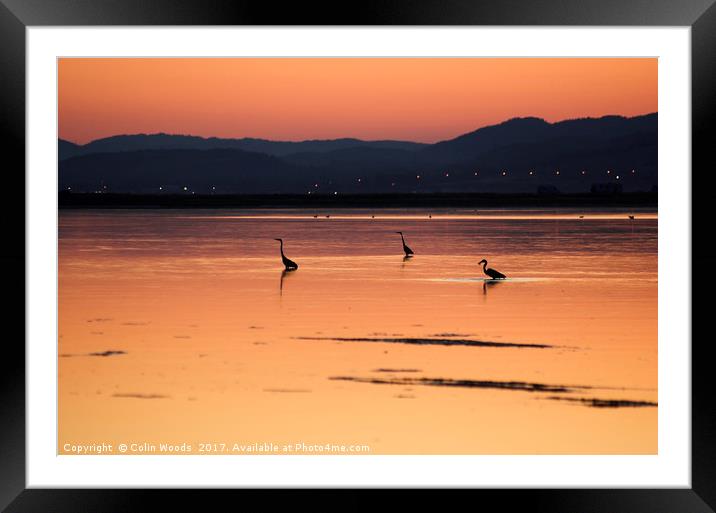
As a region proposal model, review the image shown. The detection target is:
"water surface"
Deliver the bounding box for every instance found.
[59,208,657,454]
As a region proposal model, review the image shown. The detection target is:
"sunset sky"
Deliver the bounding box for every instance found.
[58,58,657,145]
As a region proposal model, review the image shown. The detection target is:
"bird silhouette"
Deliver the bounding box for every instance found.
[274,238,298,271]
[478,259,506,280]
[396,231,414,257]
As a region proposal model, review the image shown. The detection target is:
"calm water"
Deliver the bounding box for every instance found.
[58,208,657,454]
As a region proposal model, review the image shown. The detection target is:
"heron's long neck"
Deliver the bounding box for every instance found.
[482,261,487,269]
[279,241,285,257]
[400,234,405,244]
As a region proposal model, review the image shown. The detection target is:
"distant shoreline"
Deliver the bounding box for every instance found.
[58,192,657,209]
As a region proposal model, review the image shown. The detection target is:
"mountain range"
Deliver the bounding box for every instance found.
[59,113,657,194]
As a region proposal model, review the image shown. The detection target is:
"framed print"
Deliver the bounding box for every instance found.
[2,0,715,511]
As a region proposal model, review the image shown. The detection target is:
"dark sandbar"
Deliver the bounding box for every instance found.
[545,396,657,408]
[297,336,552,349]
[330,376,583,394]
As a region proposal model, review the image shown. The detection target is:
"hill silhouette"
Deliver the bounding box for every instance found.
[59,113,657,194]
[58,139,83,160]
[423,113,655,163]
[60,148,315,194]
[58,133,426,161]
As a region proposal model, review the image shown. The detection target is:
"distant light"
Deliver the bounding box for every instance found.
[183,186,188,191]
[581,170,586,175]
[631,169,636,174]
[616,175,620,180]
[528,170,534,176]
[334,191,338,195]
[357,178,362,182]
[555,170,560,175]
[67,187,71,190]
[501,170,507,176]
[314,183,319,188]
[212,186,216,190]
[474,171,479,176]
[607,170,612,174]
[159,186,163,190]
[416,175,421,179]
[391,182,396,187]
[445,172,449,177]
[192,191,195,195]
[307,191,312,194]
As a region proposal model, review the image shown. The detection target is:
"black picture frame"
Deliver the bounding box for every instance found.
[1,0,713,510]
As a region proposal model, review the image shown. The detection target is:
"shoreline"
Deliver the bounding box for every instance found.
[58,192,658,210]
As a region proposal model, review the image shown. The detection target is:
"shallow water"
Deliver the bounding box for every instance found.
[58,208,657,454]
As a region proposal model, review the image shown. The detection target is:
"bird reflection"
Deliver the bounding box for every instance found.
[279,269,295,297]
[483,279,504,296]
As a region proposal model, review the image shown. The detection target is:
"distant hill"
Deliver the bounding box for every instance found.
[58,134,427,160]
[283,146,422,171]
[59,148,320,194]
[422,113,656,163]
[411,113,657,192]
[58,139,83,160]
[58,113,657,194]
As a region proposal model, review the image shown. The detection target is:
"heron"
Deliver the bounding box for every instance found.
[274,238,298,271]
[396,231,414,257]
[478,259,506,280]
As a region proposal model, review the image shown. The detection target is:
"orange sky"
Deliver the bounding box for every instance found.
[58,58,657,145]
